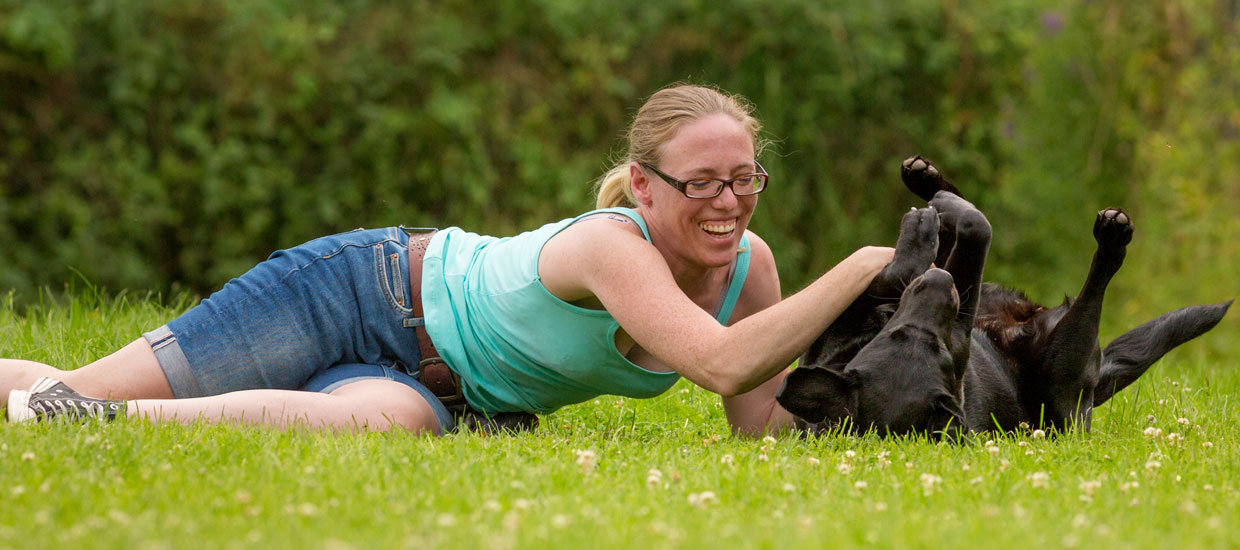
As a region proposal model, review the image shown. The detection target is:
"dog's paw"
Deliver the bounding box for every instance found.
[1093,207,1134,248]
[901,156,944,202]
[877,207,939,292]
[902,155,966,202]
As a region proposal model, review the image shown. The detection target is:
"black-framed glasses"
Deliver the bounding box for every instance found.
[640,161,769,199]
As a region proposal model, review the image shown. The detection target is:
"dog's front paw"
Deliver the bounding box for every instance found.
[902,156,944,202]
[875,207,939,293]
[1093,207,1134,249]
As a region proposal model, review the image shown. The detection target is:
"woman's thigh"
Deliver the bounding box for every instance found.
[147,227,422,398]
[61,338,174,400]
[303,363,455,434]
[310,364,456,433]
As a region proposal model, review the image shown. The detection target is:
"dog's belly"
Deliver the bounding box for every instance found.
[962,332,1024,431]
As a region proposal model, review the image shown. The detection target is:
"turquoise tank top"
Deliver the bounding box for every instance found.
[421,207,752,414]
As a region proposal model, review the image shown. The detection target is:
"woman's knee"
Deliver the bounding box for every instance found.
[331,379,443,435]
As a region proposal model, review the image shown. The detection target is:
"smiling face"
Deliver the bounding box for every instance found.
[632,113,759,271]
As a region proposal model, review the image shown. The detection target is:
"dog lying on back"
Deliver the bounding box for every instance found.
[776,156,1232,436]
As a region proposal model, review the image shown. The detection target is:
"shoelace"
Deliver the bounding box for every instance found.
[33,397,115,420]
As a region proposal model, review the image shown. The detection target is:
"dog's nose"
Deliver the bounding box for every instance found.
[920,268,954,288]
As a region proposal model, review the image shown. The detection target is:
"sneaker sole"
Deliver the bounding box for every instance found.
[7,377,62,423]
[7,390,34,423]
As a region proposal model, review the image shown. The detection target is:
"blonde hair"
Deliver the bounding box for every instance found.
[594,84,766,209]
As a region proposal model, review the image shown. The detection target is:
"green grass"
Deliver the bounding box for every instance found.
[2,291,1237,549]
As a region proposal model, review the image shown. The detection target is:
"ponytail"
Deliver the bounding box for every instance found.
[594,164,637,209]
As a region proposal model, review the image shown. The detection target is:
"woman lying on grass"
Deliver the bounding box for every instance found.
[1,84,893,437]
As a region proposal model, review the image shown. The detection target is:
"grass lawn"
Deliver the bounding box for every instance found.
[2,291,1237,549]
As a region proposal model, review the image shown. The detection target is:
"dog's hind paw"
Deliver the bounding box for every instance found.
[1094,207,1134,248]
[902,155,964,202]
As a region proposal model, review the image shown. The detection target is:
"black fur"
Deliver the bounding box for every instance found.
[777,156,1232,436]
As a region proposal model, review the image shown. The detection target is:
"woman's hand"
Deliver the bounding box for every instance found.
[846,246,897,280]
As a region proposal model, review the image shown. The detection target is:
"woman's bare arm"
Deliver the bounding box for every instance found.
[542,220,893,397]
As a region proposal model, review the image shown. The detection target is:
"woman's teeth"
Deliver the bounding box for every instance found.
[698,221,736,235]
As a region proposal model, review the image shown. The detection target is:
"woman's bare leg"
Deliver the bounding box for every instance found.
[127,379,442,434]
[1,338,172,400]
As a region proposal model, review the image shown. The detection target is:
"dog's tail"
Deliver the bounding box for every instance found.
[1093,300,1232,406]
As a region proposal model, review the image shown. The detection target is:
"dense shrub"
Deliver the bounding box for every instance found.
[1,0,1235,353]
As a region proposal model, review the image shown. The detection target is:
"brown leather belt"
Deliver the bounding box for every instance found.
[406,229,466,408]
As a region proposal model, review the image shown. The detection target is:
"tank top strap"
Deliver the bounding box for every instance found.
[713,233,751,325]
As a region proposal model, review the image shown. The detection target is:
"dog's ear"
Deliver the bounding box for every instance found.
[776,366,857,424]
[1094,300,1232,406]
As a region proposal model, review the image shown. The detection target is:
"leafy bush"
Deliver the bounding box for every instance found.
[1,0,1235,353]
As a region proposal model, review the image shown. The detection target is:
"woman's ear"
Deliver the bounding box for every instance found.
[630,162,654,206]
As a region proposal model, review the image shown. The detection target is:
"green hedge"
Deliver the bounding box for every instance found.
[2,0,1236,353]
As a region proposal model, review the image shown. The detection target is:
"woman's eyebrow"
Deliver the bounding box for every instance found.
[684,162,758,178]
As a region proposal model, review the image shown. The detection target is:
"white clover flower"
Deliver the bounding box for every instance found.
[758,453,769,462]
[20,452,35,461]
[782,483,796,493]
[687,491,718,507]
[853,481,868,489]
[844,450,857,459]
[721,454,735,465]
[837,463,853,475]
[987,445,1001,456]
[1119,481,1139,493]
[646,468,664,488]
[1203,441,1214,449]
[573,449,598,473]
[1031,429,1046,439]
[1143,427,1162,438]
[969,477,984,485]
[1144,460,1162,471]
[1178,417,1190,426]
[1078,480,1102,500]
[762,435,777,445]
[1017,441,1029,447]
[919,473,943,495]
[806,457,821,466]
[1027,472,1050,489]
[1166,432,1184,446]
[1146,415,1156,424]
[552,514,571,529]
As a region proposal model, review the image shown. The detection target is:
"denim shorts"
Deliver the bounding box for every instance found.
[142,227,455,433]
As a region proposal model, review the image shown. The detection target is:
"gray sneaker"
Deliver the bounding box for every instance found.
[7,377,126,423]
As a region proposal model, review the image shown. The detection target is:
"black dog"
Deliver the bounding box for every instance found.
[776,156,1232,436]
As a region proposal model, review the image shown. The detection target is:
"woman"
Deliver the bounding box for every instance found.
[2,84,893,437]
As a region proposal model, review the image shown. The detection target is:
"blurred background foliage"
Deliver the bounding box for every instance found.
[1,0,1236,355]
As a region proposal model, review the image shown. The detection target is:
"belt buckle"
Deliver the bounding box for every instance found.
[419,357,465,407]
